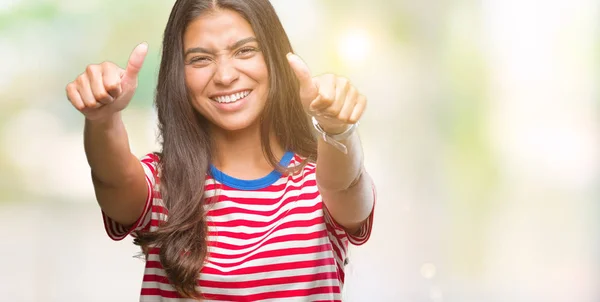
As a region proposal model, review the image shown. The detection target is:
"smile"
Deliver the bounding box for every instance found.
[211,90,251,104]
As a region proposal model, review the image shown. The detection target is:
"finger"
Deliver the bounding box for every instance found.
[322,77,350,117]
[76,73,98,108]
[122,42,148,89]
[102,62,123,99]
[349,94,367,123]
[66,83,85,111]
[337,85,358,122]
[286,52,318,100]
[81,103,108,117]
[86,64,114,105]
[286,53,312,86]
[310,74,336,112]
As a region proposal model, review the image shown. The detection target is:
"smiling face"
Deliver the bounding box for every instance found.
[183,9,269,132]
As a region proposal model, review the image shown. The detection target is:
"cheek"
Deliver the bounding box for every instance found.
[239,56,269,84]
[184,68,213,95]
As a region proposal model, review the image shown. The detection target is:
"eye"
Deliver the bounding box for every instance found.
[236,47,259,58]
[188,56,212,66]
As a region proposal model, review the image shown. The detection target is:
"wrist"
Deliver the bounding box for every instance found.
[85,112,122,128]
[312,116,359,154]
[313,117,351,135]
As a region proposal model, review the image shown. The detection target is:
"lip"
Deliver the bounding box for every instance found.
[209,89,252,99]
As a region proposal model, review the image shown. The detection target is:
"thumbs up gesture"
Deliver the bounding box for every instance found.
[286,53,367,134]
[66,43,148,121]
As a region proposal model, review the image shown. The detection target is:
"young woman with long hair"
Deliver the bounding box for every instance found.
[65,0,376,300]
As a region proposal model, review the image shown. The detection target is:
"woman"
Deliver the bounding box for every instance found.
[65,0,375,301]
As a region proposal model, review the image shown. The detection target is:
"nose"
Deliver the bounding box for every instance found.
[213,58,239,86]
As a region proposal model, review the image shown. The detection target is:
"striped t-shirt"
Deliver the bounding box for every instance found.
[102,151,375,301]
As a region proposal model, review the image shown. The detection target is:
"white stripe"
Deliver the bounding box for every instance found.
[202,250,333,273]
[143,264,338,283]
[206,211,324,240]
[208,237,327,264]
[146,248,334,273]
[206,223,326,254]
[205,196,321,224]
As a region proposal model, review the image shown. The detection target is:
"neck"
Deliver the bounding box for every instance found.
[210,122,285,180]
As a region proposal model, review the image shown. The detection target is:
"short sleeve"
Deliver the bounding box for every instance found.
[323,179,376,246]
[101,153,160,241]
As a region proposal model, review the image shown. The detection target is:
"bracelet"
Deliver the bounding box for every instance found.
[311,116,359,154]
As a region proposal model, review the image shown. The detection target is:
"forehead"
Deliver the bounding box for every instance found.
[183,9,256,48]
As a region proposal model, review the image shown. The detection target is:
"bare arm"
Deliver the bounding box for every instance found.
[66,43,150,226]
[84,114,147,226]
[316,129,374,233]
[287,54,374,233]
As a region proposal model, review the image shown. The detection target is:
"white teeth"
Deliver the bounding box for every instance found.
[213,91,250,103]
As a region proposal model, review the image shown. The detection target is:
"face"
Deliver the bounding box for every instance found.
[182,9,269,133]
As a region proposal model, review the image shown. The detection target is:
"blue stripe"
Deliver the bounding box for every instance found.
[209,151,294,190]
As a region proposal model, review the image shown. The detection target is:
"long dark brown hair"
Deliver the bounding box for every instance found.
[134,0,317,299]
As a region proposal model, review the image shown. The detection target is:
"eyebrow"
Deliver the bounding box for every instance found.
[184,37,258,57]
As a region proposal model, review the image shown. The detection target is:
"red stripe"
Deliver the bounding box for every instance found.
[141,160,156,178]
[199,272,338,289]
[200,286,338,301]
[150,219,164,227]
[152,205,168,214]
[140,287,180,298]
[143,271,339,289]
[206,215,324,240]
[206,191,319,217]
[208,219,327,245]
[146,229,326,256]
[204,257,335,275]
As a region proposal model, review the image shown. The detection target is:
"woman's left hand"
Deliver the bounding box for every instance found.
[286,53,367,134]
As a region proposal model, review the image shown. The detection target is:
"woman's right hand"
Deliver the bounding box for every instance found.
[66,42,148,121]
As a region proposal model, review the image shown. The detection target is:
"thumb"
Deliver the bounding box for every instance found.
[122,42,148,88]
[286,53,318,101]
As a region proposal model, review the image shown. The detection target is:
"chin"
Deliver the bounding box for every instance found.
[213,117,260,132]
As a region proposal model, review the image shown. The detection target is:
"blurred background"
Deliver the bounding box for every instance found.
[0,0,598,301]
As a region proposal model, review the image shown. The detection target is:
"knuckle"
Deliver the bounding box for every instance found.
[326,107,339,116]
[85,64,98,74]
[359,95,367,105]
[105,81,120,92]
[338,77,350,87]
[75,74,84,84]
[337,112,350,122]
[101,61,118,71]
[65,82,74,93]
[93,91,109,100]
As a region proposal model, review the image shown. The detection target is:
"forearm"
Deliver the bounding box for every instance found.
[315,129,364,192]
[315,126,374,231]
[84,112,139,187]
